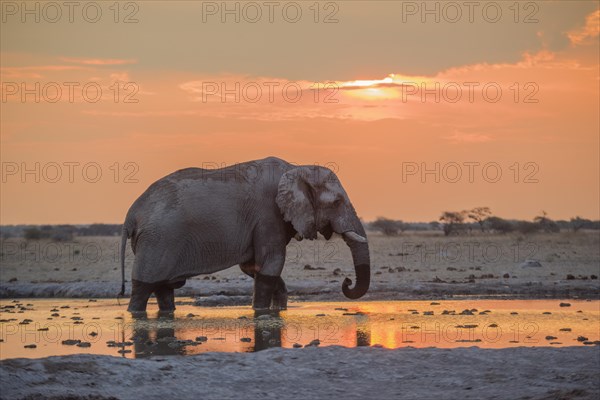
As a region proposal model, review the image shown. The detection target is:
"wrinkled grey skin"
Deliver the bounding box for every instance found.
[121,157,370,312]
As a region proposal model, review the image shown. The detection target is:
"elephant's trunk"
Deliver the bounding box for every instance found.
[341,221,370,300]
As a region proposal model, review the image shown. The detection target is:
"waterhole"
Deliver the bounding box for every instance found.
[1,299,598,359]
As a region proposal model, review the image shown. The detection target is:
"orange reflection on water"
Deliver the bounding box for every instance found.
[1,299,598,359]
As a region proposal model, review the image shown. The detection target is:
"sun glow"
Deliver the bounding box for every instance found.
[339,73,431,100]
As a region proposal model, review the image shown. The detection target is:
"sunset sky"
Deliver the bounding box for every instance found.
[1,1,599,224]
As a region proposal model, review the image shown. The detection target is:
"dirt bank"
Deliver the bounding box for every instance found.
[1,346,598,400]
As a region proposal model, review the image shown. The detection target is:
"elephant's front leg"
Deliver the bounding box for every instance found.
[271,278,288,310]
[252,244,286,311]
[253,273,279,311]
[240,262,287,310]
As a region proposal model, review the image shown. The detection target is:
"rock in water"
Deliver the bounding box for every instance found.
[519,260,542,268]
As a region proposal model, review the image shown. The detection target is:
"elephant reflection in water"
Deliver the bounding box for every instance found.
[131,315,184,357]
[252,313,283,352]
[128,312,371,355]
[129,312,285,357]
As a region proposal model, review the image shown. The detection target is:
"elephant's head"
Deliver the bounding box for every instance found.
[276,166,370,299]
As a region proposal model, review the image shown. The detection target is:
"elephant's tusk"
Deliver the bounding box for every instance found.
[343,231,368,243]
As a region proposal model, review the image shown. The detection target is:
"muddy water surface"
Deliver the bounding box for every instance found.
[1,299,598,359]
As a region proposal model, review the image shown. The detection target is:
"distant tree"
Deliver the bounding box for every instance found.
[534,211,560,233]
[570,216,591,232]
[24,228,43,240]
[51,225,75,242]
[485,216,514,234]
[78,224,122,236]
[467,207,492,232]
[371,217,407,236]
[429,221,441,231]
[439,211,467,236]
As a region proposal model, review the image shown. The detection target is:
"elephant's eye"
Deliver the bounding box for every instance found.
[333,199,342,207]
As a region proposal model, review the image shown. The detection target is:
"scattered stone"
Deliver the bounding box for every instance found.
[195,336,208,342]
[77,342,91,348]
[316,314,326,317]
[186,313,196,318]
[559,328,572,332]
[293,343,303,348]
[566,274,575,280]
[545,336,558,340]
[576,336,589,342]
[89,332,98,337]
[240,337,252,343]
[334,308,348,311]
[520,260,542,268]
[423,311,434,316]
[333,268,342,276]
[503,273,510,279]
[24,344,37,349]
[304,264,325,271]
[37,327,49,331]
[117,349,132,354]
[430,302,440,305]
[62,339,81,346]
[591,275,598,280]
[488,324,498,328]
[306,339,320,347]
[542,312,552,315]
[510,312,518,315]
[559,303,571,307]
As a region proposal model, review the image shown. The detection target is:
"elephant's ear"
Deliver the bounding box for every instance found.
[276,168,318,240]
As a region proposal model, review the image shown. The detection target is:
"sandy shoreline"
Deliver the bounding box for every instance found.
[1,346,598,400]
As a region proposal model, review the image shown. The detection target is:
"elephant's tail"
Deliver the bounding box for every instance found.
[119,225,129,297]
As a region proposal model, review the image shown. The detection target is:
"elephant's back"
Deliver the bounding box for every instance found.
[126,169,255,283]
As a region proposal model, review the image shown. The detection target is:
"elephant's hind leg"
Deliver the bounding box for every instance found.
[155,286,176,312]
[128,280,154,312]
[155,280,185,312]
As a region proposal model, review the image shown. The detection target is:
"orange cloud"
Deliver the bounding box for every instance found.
[60,57,137,66]
[567,9,600,45]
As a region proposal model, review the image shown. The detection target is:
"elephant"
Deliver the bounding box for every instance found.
[119,156,370,312]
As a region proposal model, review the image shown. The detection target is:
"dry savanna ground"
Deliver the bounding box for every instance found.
[1,230,598,299]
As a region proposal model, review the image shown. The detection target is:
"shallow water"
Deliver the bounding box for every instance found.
[1,299,598,359]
